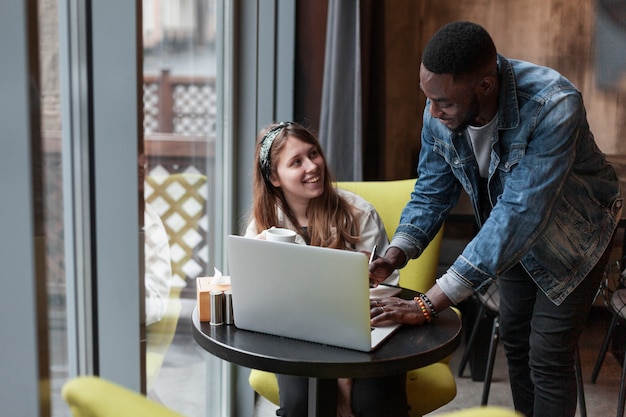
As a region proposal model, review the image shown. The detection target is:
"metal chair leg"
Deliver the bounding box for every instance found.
[575,348,587,417]
[481,315,500,406]
[458,301,487,377]
[592,312,619,383]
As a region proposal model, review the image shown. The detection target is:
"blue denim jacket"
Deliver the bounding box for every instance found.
[391,55,622,305]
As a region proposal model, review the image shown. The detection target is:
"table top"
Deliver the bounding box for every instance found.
[191,288,462,379]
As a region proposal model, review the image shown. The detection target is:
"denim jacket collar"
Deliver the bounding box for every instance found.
[497,54,520,131]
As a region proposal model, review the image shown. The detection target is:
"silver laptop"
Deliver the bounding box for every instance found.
[226,235,401,352]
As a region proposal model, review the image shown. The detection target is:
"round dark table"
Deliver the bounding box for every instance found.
[191,287,461,416]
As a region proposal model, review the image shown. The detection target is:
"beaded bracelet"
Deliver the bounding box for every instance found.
[414,296,432,323]
[420,293,438,319]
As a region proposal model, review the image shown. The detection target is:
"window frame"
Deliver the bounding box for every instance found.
[0,0,297,414]
[0,1,43,415]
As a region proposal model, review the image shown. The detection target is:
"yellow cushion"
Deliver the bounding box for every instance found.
[250,363,457,416]
[433,406,524,417]
[406,362,456,416]
[336,179,444,292]
[62,376,184,417]
[248,370,281,406]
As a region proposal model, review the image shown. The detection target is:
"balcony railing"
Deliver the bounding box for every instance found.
[45,70,217,299]
[144,69,216,139]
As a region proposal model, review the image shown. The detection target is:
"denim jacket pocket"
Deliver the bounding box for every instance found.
[521,197,597,300]
[540,198,594,266]
[496,144,525,173]
[432,137,459,167]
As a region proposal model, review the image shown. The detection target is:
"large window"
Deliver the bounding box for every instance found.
[2,1,292,416]
[141,1,222,414]
[39,0,226,416]
[38,1,68,416]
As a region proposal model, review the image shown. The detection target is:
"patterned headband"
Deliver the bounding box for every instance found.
[259,122,291,180]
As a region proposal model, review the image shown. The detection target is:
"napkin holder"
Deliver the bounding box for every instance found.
[197,276,231,322]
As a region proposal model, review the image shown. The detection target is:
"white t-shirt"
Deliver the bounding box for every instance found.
[467,114,498,178]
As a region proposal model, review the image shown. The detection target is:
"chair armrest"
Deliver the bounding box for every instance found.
[62,376,185,417]
[434,406,524,417]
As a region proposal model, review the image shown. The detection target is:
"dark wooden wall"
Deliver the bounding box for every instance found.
[294,0,327,132]
[295,0,626,180]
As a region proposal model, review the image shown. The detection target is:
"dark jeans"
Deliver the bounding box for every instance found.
[498,254,608,417]
[275,373,410,417]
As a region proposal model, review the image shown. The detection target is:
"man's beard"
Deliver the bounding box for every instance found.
[451,96,480,134]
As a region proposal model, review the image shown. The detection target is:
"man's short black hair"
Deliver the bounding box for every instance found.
[422,21,497,77]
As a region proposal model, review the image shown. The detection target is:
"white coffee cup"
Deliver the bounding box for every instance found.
[265,228,296,243]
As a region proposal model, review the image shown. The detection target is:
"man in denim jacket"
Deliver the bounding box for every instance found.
[369,21,622,417]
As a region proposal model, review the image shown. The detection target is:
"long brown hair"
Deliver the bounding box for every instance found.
[251,122,360,249]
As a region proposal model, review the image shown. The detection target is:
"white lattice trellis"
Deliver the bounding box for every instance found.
[145,168,209,286]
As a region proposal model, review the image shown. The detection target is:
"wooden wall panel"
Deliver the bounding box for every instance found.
[382,0,423,179]
[294,0,328,131]
[382,0,626,179]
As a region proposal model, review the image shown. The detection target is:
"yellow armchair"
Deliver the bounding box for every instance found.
[435,407,523,417]
[61,376,522,417]
[249,179,456,417]
[62,376,184,417]
[336,179,443,293]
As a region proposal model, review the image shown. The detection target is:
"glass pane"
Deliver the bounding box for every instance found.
[142,1,219,415]
[39,0,69,415]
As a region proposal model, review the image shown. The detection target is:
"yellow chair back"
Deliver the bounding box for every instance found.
[336,179,443,293]
[62,376,184,417]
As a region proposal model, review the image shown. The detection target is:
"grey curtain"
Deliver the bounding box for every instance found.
[319,0,362,181]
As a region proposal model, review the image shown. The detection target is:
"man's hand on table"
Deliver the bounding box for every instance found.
[370,282,453,326]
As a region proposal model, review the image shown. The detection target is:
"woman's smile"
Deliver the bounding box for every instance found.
[270,136,326,208]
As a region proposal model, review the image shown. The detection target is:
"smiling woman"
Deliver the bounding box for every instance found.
[248,122,354,249]
[243,121,405,417]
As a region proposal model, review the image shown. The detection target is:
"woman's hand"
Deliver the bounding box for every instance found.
[336,378,354,417]
[370,297,427,326]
